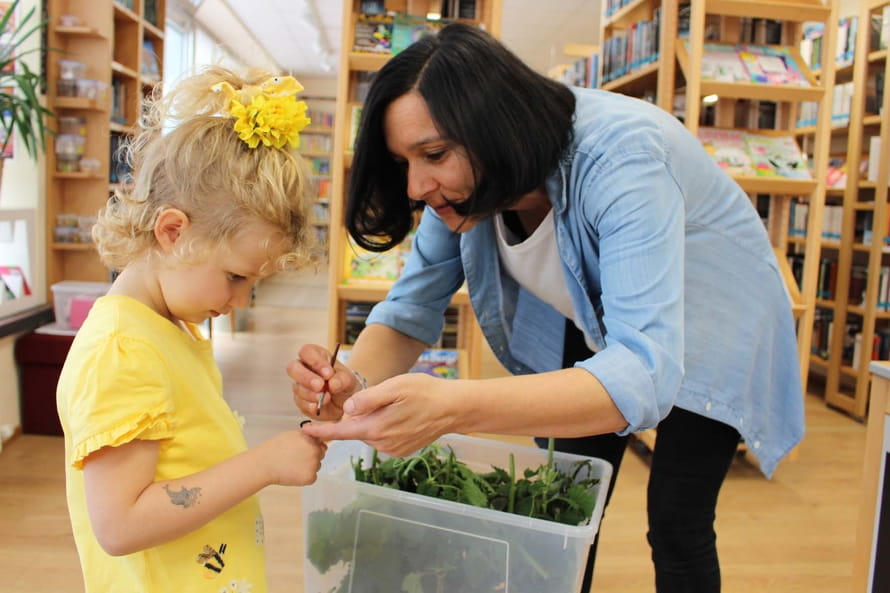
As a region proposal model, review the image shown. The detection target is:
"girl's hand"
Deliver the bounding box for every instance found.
[286,344,363,420]
[258,429,327,486]
[300,373,459,457]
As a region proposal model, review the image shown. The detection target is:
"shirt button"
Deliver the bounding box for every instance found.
[753,441,761,449]
[739,417,744,426]
[705,401,712,411]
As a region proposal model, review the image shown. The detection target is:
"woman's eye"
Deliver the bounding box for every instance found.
[228,273,247,281]
[426,151,445,162]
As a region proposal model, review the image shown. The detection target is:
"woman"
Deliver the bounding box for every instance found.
[288,23,804,593]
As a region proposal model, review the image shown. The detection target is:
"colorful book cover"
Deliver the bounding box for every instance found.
[353,13,393,54]
[738,45,809,87]
[391,14,448,55]
[699,43,750,83]
[744,133,812,180]
[343,237,401,282]
[410,349,460,379]
[697,127,754,176]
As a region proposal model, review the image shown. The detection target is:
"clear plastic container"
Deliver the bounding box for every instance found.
[58,59,86,79]
[302,434,613,593]
[51,281,111,330]
[58,116,86,136]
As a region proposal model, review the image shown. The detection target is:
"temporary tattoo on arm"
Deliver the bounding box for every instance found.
[163,484,202,508]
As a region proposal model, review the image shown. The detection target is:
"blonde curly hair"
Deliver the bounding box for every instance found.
[93,66,316,272]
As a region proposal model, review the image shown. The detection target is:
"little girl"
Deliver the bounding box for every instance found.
[56,66,326,593]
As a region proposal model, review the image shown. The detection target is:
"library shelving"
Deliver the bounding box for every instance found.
[821,0,890,419]
[599,0,677,112]
[303,98,336,258]
[664,0,839,400]
[325,0,501,379]
[44,0,165,295]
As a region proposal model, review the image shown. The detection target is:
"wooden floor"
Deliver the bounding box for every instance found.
[0,270,868,592]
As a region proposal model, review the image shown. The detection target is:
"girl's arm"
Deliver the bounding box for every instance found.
[83,429,324,556]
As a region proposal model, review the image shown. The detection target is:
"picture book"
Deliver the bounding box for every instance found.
[410,349,460,379]
[744,133,812,180]
[353,13,393,54]
[700,43,750,83]
[391,14,448,55]
[343,236,401,283]
[697,128,754,176]
[738,45,809,87]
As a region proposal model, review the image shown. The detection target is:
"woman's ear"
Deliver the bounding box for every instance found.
[154,208,190,252]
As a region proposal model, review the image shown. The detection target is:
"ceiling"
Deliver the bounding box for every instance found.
[192,0,602,79]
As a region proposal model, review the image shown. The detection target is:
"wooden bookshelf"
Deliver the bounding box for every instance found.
[663,0,838,401]
[325,0,501,379]
[44,0,165,296]
[822,0,890,420]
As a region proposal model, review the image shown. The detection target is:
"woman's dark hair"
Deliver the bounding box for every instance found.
[347,22,576,251]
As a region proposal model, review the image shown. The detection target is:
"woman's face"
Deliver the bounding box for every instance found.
[383,92,479,232]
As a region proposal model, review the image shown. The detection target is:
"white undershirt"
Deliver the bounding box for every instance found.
[494,210,597,352]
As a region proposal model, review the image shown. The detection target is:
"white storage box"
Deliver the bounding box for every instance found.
[302,433,613,593]
[51,281,111,330]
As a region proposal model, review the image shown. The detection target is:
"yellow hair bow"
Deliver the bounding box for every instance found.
[213,76,311,149]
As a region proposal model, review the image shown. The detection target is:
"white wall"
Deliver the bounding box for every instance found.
[0,0,45,439]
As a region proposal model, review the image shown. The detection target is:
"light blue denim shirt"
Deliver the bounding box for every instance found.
[366,88,804,477]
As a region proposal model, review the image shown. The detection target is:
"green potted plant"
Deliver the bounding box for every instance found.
[0,0,53,184]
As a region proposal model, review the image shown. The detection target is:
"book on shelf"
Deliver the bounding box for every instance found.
[737,44,809,87]
[700,43,750,83]
[697,128,811,180]
[392,13,449,54]
[696,43,810,87]
[337,346,461,379]
[348,104,363,152]
[744,133,811,180]
[141,40,160,79]
[410,348,460,379]
[697,128,753,176]
[353,13,393,54]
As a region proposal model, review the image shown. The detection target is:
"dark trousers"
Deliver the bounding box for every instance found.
[536,321,740,593]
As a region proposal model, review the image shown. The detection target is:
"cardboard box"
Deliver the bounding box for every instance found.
[302,434,613,593]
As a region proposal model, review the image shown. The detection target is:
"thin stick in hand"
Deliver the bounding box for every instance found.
[317,342,341,416]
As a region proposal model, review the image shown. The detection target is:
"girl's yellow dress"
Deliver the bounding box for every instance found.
[57,295,267,593]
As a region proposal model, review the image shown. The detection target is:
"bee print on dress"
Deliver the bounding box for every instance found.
[197,542,226,578]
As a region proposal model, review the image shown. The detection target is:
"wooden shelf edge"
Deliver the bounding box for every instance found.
[54,25,106,39]
[705,0,831,22]
[338,282,470,306]
[51,242,95,252]
[347,52,389,72]
[601,62,659,93]
[603,0,649,29]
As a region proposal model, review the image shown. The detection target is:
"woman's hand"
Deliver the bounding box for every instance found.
[287,343,363,420]
[300,373,459,457]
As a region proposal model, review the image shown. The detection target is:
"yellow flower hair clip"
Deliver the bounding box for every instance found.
[212,76,311,149]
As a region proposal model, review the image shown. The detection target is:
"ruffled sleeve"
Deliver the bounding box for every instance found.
[61,334,178,469]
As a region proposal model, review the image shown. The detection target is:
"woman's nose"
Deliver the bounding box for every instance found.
[406,164,435,201]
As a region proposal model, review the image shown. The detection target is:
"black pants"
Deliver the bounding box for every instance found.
[536,321,740,593]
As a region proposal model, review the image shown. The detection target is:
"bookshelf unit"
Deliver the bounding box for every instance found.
[325,0,501,379]
[821,0,890,419]
[44,0,165,295]
[665,0,839,400]
[599,0,677,113]
[303,98,335,258]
